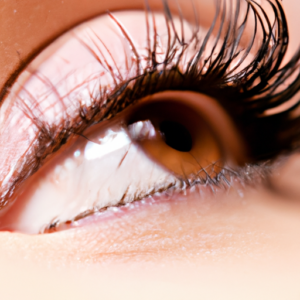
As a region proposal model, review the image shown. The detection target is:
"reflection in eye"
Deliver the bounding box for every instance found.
[0,0,299,234]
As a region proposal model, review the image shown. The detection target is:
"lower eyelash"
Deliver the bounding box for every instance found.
[42,160,273,233]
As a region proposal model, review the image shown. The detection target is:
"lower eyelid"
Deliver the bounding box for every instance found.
[0,183,285,267]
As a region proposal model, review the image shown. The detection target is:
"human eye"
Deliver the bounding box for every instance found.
[0,0,300,276]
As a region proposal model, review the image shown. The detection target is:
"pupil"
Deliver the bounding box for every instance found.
[159,120,193,152]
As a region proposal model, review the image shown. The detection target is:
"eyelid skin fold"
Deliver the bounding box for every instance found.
[0,0,217,97]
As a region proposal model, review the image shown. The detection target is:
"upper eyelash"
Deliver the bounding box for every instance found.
[77,0,300,160]
[0,0,299,210]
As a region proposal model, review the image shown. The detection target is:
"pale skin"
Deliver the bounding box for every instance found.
[0,0,300,299]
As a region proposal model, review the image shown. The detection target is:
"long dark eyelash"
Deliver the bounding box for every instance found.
[0,0,299,211]
[78,0,300,161]
[103,0,299,161]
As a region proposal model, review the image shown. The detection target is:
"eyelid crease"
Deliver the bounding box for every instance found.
[0,0,299,213]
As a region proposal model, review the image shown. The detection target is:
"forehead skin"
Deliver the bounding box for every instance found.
[0,0,300,299]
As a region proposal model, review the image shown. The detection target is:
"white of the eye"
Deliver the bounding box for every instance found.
[84,129,131,160]
[1,122,180,234]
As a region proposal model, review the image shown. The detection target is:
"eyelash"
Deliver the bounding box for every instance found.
[1,0,300,212]
[75,0,300,160]
[44,162,274,233]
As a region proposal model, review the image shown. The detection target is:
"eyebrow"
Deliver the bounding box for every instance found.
[0,0,299,213]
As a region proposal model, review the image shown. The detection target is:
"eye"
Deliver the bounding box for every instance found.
[0,90,244,234]
[0,0,299,235]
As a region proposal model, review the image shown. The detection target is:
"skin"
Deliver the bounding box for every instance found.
[0,0,300,299]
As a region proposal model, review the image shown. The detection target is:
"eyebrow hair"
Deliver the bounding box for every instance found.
[0,0,299,212]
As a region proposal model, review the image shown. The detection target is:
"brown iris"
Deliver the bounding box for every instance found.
[126,97,223,180]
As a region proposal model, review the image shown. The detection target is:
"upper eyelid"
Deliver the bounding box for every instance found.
[0,0,218,104]
[0,2,150,103]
